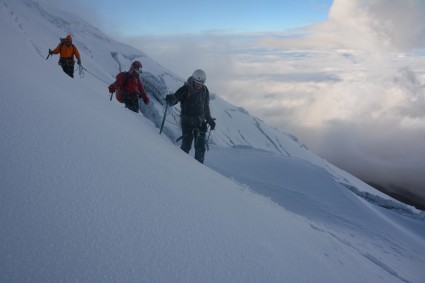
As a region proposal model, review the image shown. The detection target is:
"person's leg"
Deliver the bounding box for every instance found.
[122,94,139,113]
[128,97,139,113]
[68,62,75,78]
[61,61,74,78]
[180,123,194,154]
[194,123,207,163]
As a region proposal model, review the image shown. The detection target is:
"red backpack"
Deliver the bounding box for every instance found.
[115,72,131,103]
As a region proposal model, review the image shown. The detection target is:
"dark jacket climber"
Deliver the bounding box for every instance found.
[108,60,150,113]
[49,35,81,78]
[166,69,216,164]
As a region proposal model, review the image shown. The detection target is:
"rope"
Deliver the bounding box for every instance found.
[162,103,180,126]
[80,66,111,85]
[78,65,84,78]
[74,65,116,100]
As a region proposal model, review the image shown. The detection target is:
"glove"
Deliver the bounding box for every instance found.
[77,59,81,65]
[48,49,53,55]
[208,118,216,130]
[108,84,116,94]
[141,95,150,105]
[165,94,176,105]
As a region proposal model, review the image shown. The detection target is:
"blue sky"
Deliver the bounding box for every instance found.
[54,0,333,35]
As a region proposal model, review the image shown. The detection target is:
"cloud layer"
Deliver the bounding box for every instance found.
[126,0,425,204]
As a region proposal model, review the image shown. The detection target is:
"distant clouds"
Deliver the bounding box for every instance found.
[262,0,425,52]
[327,0,425,51]
[126,0,425,203]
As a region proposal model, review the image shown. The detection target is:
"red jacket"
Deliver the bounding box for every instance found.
[110,72,149,102]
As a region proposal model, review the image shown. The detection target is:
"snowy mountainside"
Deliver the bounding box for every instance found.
[2,0,423,217]
[1,1,425,282]
[2,0,312,154]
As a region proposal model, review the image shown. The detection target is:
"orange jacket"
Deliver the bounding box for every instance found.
[52,43,81,61]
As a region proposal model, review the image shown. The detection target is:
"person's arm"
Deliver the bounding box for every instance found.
[138,80,150,104]
[204,87,215,129]
[204,87,212,121]
[52,43,61,55]
[73,46,81,64]
[108,73,124,93]
[166,85,186,105]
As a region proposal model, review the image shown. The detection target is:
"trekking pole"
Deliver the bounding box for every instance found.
[110,91,115,101]
[159,102,169,134]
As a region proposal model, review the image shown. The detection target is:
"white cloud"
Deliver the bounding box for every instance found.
[58,0,425,199]
[268,0,425,52]
[327,0,425,52]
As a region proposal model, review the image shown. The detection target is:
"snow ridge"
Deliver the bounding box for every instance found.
[1,1,424,282]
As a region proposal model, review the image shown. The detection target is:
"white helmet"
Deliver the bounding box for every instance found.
[192,69,206,84]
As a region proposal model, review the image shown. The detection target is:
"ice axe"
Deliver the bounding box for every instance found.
[46,49,52,60]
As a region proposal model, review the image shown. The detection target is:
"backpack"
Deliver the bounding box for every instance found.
[180,83,209,118]
[115,72,131,103]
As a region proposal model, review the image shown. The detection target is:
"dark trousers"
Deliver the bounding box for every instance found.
[180,122,207,163]
[122,94,139,113]
[59,59,75,78]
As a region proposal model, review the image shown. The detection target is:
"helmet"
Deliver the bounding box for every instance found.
[131,61,142,69]
[192,69,206,84]
[65,35,72,41]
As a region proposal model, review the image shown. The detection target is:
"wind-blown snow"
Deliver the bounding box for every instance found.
[1,1,424,282]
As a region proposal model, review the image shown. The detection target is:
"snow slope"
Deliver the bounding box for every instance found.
[1,1,424,282]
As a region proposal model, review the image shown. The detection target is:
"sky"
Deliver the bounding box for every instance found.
[1,1,425,281]
[50,0,333,35]
[42,0,425,204]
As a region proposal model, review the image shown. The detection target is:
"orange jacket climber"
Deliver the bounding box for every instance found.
[51,35,81,61]
[49,35,81,78]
